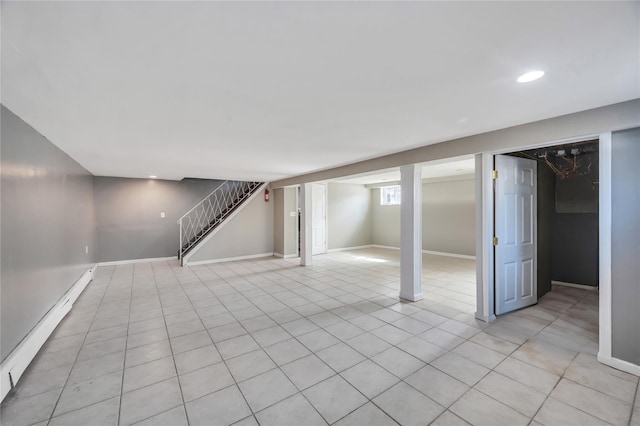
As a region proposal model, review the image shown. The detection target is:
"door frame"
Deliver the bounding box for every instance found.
[475,131,631,373]
[477,132,603,322]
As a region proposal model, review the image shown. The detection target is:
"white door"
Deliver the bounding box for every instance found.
[312,183,327,255]
[495,155,537,315]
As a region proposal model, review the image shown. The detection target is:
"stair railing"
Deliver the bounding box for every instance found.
[178,180,261,258]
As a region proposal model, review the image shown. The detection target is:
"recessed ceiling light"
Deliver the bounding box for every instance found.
[517,70,545,83]
[149,175,157,179]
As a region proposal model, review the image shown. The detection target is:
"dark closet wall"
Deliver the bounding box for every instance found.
[517,146,599,297]
[537,166,555,297]
[550,154,599,287]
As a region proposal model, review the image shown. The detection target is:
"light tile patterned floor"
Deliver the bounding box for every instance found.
[2,248,638,426]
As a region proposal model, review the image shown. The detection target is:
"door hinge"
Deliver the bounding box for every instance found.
[492,170,499,180]
[493,236,499,246]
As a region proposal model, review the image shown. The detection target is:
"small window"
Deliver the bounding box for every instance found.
[380,186,401,205]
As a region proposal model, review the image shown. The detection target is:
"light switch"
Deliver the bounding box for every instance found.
[85,245,89,254]
[160,212,165,218]
[290,211,296,217]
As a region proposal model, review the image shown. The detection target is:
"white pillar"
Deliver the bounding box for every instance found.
[300,183,313,266]
[400,164,423,301]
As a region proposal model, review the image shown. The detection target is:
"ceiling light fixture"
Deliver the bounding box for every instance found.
[517,70,545,83]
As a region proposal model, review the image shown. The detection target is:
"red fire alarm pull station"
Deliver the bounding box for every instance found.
[264,188,270,202]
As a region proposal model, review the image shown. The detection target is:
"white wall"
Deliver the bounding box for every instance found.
[328,183,372,250]
[370,177,476,256]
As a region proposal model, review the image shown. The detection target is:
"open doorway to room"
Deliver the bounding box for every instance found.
[318,157,478,315]
[473,137,603,370]
[493,139,599,316]
[514,139,599,295]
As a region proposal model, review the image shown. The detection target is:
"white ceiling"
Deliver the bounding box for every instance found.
[2,1,638,181]
[333,158,476,185]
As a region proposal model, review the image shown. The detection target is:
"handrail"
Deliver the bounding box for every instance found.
[178,180,228,224]
[178,180,262,260]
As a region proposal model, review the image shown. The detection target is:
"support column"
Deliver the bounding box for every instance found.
[300,183,313,266]
[400,164,423,301]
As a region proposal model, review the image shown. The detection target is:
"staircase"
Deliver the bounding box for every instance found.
[178,180,264,264]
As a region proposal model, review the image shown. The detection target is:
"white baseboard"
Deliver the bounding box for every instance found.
[370,245,475,260]
[187,252,275,266]
[273,252,298,259]
[98,256,177,266]
[475,311,497,323]
[1,266,95,402]
[399,292,424,302]
[597,353,640,377]
[552,280,598,291]
[422,250,476,260]
[370,245,401,251]
[327,245,374,253]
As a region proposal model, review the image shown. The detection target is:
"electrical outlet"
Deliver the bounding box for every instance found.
[85,245,89,254]
[160,212,165,218]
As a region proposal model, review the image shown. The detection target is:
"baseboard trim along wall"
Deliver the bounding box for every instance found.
[422,250,476,260]
[97,256,178,266]
[273,252,299,259]
[552,280,598,291]
[326,245,375,253]
[369,245,476,260]
[597,354,640,377]
[370,244,401,251]
[187,252,276,266]
[1,266,96,402]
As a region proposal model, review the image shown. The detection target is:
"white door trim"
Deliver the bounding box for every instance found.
[475,153,496,322]
[476,133,601,322]
[475,132,623,373]
[597,132,612,362]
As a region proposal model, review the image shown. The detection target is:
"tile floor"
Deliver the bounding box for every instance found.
[1,248,638,426]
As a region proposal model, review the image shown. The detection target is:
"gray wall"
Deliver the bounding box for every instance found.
[370,178,476,256]
[370,188,400,247]
[611,127,640,366]
[188,190,274,262]
[537,165,555,297]
[1,106,96,362]
[551,154,599,287]
[422,178,475,256]
[273,187,299,257]
[328,183,371,250]
[521,153,599,295]
[93,177,223,262]
[551,213,599,286]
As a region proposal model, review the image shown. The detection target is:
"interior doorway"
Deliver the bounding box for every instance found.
[494,139,600,315]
